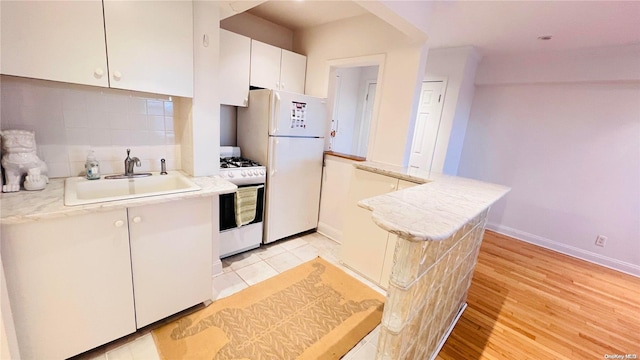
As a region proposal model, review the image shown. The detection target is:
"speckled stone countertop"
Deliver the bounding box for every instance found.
[0,171,237,225]
[355,162,510,242]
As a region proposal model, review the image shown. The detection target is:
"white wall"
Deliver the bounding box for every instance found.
[189,1,220,177]
[220,11,293,50]
[296,13,428,166]
[0,76,184,178]
[220,105,237,146]
[475,44,640,85]
[422,46,480,175]
[458,46,640,276]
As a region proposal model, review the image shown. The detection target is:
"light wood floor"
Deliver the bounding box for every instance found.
[437,230,640,360]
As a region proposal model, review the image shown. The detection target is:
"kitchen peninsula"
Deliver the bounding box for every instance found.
[351,162,510,360]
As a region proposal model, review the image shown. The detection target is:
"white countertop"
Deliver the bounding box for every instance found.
[355,162,510,241]
[0,172,237,225]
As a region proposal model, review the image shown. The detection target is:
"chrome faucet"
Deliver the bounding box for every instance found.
[124,148,141,176]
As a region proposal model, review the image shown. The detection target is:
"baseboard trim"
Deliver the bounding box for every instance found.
[487,223,640,278]
[317,222,342,243]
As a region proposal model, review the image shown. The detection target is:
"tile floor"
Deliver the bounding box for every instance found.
[82,231,385,360]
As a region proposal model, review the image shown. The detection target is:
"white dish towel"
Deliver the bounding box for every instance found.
[234,186,258,226]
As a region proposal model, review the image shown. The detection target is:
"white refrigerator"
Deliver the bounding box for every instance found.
[238,89,327,244]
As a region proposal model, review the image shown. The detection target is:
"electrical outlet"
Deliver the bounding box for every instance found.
[595,235,608,247]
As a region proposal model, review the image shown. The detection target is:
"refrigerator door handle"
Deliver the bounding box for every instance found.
[270,139,278,177]
[272,92,281,134]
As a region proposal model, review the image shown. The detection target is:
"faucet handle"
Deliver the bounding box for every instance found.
[126,148,131,157]
[160,159,168,175]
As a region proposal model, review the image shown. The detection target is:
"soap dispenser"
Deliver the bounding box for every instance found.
[85,150,100,180]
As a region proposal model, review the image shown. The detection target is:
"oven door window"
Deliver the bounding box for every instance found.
[219,185,265,231]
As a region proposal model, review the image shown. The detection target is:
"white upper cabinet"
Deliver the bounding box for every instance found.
[250,39,306,93]
[0,0,109,87]
[0,0,193,97]
[103,1,193,97]
[280,49,306,94]
[250,39,283,90]
[219,29,251,106]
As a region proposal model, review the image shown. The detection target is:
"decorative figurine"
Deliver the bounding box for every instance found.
[1,130,49,192]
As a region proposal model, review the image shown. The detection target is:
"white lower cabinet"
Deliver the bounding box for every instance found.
[1,197,213,359]
[128,197,212,328]
[340,169,419,288]
[1,209,136,360]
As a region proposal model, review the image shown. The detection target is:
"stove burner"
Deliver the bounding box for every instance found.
[220,157,262,168]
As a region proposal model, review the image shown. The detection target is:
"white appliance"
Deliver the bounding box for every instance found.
[218,146,266,257]
[238,89,326,244]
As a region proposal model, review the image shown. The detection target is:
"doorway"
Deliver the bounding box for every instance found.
[327,65,379,158]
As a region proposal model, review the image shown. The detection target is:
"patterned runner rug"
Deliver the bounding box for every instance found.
[152,257,384,360]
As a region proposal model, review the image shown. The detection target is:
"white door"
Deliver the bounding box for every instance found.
[103,1,193,97]
[128,198,212,328]
[0,0,109,87]
[265,136,324,243]
[270,91,326,137]
[408,81,445,171]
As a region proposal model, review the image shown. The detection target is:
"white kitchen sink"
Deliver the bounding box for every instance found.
[64,171,201,206]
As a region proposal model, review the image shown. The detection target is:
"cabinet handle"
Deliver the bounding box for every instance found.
[276,82,280,89]
[132,216,142,224]
[114,220,125,228]
[113,71,122,81]
[281,82,285,89]
[389,184,396,190]
[94,68,104,78]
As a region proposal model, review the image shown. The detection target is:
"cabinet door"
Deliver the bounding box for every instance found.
[103,1,193,97]
[1,210,135,359]
[250,39,281,90]
[340,169,399,284]
[128,198,212,328]
[280,49,306,94]
[0,0,109,87]
[379,180,420,289]
[220,29,251,106]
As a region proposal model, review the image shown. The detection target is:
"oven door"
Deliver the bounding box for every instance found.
[219,184,265,231]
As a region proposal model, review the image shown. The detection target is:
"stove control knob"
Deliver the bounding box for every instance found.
[228,172,234,178]
[251,170,257,176]
[260,169,265,175]
[241,170,247,177]
[220,171,226,178]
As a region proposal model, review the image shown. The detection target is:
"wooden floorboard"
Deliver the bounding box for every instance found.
[436,230,640,360]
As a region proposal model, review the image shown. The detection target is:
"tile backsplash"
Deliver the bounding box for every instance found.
[0,76,186,178]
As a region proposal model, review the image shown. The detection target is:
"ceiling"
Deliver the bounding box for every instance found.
[246,0,640,56]
[247,1,367,30]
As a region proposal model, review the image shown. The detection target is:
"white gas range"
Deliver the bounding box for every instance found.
[218,147,266,258]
